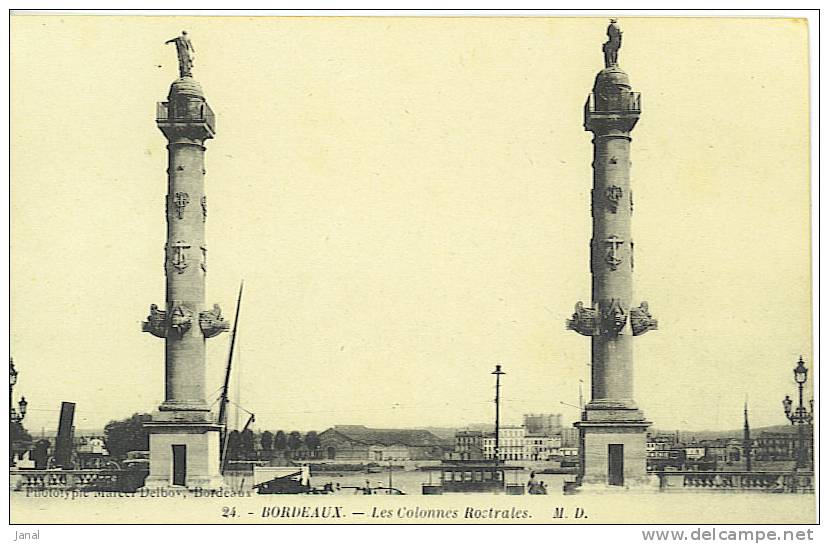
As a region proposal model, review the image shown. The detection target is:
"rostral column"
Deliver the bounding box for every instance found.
[567,20,657,488]
[142,31,229,489]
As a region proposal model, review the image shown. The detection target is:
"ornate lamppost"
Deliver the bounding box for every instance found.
[9,358,28,466]
[782,356,813,471]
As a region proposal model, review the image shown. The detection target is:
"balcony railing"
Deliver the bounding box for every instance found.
[585,91,641,115]
[156,101,215,134]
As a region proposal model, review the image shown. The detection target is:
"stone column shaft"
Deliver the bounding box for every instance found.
[142,76,229,418]
[567,64,656,416]
[164,136,207,410]
[590,128,634,407]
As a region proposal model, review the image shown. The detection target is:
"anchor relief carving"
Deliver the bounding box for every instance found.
[170,240,190,273]
[200,303,231,338]
[630,301,658,336]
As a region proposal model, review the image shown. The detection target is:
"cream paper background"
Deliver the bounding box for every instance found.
[9,15,814,524]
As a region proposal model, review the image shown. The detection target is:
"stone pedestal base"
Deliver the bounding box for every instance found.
[143,417,225,490]
[575,409,650,489]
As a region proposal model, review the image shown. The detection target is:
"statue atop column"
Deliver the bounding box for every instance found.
[602,19,622,68]
[166,31,195,78]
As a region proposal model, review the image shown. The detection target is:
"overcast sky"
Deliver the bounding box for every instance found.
[10,16,812,435]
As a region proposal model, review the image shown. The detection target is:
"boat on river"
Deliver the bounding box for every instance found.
[252,466,406,495]
[252,466,333,494]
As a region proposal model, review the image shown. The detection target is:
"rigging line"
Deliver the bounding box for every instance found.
[226,399,254,416]
[207,384,226,401]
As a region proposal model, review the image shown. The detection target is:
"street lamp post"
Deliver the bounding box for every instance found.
[782,356,813,471]
[492,365,505,463]
[9,358,28,466]
[10,358,18,415]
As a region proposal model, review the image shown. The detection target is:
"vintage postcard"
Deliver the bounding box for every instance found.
[8,13,816,527]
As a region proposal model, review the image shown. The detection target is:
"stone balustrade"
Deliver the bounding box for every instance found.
[657,471,813,493]
[10,469,148,493]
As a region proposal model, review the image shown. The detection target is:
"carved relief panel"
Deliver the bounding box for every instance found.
[170,240,190,273]
[604,235,624,271]
[142,304,167,338]
[173,192,190,219]
[200,304,231,338]
[605,185,623,213]
[567,301,599,336]
[601,298,627,335]
[169,303,193,338]
[630,302,658,336]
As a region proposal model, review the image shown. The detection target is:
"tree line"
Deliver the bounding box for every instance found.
[225,429,321,461]
[100,414,323,462]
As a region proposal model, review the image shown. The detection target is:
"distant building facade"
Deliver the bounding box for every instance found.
[454,430,485,460]
[560,427,579,448]
[643,428,815,472]
[559,446,579,466]
[644,434,748,471]
[754,429,813,463]
[482,425,525,461]
[698,438,742,466]
[524,433,562,461]
[318,426,448,461]
[480,422,563,462]
[645,434,685,471]
[523,413,562,435]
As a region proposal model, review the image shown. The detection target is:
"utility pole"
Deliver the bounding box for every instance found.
[492,365,505,463]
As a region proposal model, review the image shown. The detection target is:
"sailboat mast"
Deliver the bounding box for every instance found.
[218,281,244,468]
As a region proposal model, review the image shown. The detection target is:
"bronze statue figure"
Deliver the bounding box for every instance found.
[602,19,622,68]
[166,30,195,78]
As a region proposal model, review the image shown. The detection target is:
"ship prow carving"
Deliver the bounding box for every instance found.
[630,301,658,336]
[200,303,231,338]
